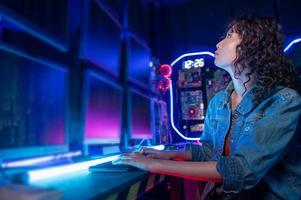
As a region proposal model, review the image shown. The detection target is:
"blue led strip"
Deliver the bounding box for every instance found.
[27,155,120,182]
[1,151,82,168]
[25,146,165,182]
[170,51,215,66]
[284,38,301,52]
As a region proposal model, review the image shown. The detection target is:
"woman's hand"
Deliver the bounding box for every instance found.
[112,153,159,171]
[140,148,174,160]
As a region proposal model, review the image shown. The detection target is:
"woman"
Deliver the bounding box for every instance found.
[113,15,301,199]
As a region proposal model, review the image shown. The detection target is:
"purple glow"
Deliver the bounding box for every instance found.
[85,111,121,139]
[131,91,152,139]
[85,73,122,142]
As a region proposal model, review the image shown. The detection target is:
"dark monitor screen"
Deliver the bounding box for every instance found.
[128,0,149,40]
[129,90,152,139]
[128,35,151,88]
[84,70,122,144]
[82,0,121,77]
[0,0,68,49]
[0,45,68,160]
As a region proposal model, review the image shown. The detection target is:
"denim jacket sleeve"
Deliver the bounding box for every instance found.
[216,88,301,192]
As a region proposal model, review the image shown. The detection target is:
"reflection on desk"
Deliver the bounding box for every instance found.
[30,169,166,199]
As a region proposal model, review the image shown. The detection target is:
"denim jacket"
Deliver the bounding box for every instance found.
[191,82,301,200]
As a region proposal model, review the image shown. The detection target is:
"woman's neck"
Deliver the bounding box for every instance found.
[229,78,252,111]
[232,79,247,98]
[230,71,254,99]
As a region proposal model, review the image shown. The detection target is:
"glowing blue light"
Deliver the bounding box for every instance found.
[149,145,165,151]
[284,38,301,52]
[1,151,82,168]
[28,155,119,182]
[170,51,214,66]
[2,157,53,168]
[169,51,215,141]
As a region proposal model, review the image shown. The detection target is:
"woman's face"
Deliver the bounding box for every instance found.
[214,27,241,70]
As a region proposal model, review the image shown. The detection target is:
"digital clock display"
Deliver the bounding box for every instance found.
[183,58,204,69]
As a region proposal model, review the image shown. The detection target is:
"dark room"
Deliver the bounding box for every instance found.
[0,0,301,199]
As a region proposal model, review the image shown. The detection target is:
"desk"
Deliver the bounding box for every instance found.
[29,170,166,200]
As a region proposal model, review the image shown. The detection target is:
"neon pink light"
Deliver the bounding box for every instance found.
[159,64,172,77]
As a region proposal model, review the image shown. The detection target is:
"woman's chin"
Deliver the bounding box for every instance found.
[214,62,229,71]
[214,60,223,68]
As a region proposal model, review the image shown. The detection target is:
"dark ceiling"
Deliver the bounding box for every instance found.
[148,0,301,63]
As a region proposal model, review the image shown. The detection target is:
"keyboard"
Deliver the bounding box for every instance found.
[89,161,140,173]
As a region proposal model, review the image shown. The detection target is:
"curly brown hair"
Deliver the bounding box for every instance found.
[228,15,298,104]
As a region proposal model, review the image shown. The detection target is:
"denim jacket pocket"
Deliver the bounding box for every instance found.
[240,113,264,137]
[209,116,226,130]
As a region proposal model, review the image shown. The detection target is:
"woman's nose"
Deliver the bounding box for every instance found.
[216,41,221,49]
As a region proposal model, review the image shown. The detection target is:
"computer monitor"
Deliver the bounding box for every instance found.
[128,35,152,88]
[81,0,121,77]
[83,70,122,145]
[0,0,69,51]
[0,44,68,161]
[128,0,149,40]
[129,89,153,140]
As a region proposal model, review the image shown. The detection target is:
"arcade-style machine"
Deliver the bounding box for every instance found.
[150,62,173,145]
[170,52,231,141]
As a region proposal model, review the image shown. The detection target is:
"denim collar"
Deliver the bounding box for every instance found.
[218,81,256,115]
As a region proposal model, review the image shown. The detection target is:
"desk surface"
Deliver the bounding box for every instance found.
[30,169,150,199]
